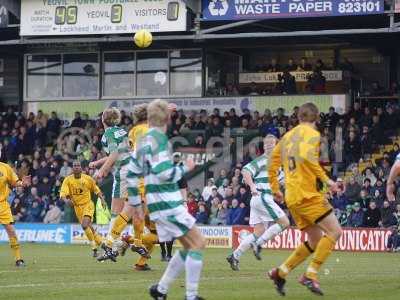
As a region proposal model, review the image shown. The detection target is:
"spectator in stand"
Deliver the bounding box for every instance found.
[314,59,325,71]
[348,202,364,227]
[348,102,363,123]
[207,188,222,204]
[307,69,326,93]
[297,57,312,71]
[285,58,297,71]
[363,168,377,186]
[202,178,217,201]
[229,108,241,128]
[194,134,206,148]
[247,82,260,96]
[345,176,362,204]
[360,126,373,156]
[344,131,361,165]
[215,169,228,188]
[227,199,246,225]
[372,189,385,208]
[338,204,353,226]
[267,58,281,72]
[389,82,399,95]
[278,69,297,95]
[389,143,399,164]
[332,189,349,211]
[11,198,25,221]
[70,111,85,128]
[363,201,381,227]
[360,107,373,128]
[187,194,198,217]
[382,106,397,138]
[358,188,372,210]
[216,200,229,225]
[347,117,360,135]
[236,186,250,206]
[376,158,391,181]
[362,178,372,195]
[370,81,386,96]
[340,57,355,72]
[217,179,229,198]
[43,204,62,224]
[25,200,45,223]
[324,106,339,130]
[208,198,221,225]
[46,111,62,142]
[386,226,400,251]
[195,203,209,225]
[207,117,224,137]
[380,201,397,227]
[59,161,72,178]
[192,114,206,130]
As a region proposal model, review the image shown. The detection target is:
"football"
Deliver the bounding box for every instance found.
[134,29,153,48]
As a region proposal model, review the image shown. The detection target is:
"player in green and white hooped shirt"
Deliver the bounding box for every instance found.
[227,135,290,271]
[134,99,205,300]
[89,107,144,261]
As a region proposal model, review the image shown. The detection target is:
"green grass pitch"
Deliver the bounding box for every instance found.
[0,244,399,300]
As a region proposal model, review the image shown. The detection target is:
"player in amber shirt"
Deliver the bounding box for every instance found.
[0,158,30,267]
[60,161,105,257]
[268,102,342,296]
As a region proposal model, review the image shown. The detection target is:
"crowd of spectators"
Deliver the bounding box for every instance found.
[1,99,400,234]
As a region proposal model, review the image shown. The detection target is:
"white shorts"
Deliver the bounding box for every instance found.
[112,165,128,199]
[249,193,286,226]
[154,209,196,243]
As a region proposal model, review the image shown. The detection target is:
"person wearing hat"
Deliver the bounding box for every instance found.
[348,202,364,227]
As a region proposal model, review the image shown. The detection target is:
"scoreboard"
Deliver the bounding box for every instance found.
[20,0,187,36]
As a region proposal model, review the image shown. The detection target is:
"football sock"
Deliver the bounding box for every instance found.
[9,236,21,261]
[136,233,157,266]
[233,233,257,260]
[133,219,145,247]
[166,240,174,257]
[185,250,203,300]
[93,230,103,246]
[112,213,129,239]
[256,223,286,246]
[83,227,96,250]
[105,213,118,247]
[278,241,314,278]
[306,235,336,280]
[158,250,187,294]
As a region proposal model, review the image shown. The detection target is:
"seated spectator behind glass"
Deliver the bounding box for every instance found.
[227,199,246,225]
[370,81,386,96]
[314,59,325,71]
[195,203,209,225]
[216,200,229,225]
[297,57,312,71]
[43,204,62,224]
[386,226,400,251]
[348,202,364,227]
[380,201,397,228]
[338,204,353,226]
[307,69,326,93]
[225,83,239,96]
[267,58,281,72]
[247,82,260,96]
[360,126,373,155]
[332,189,349,211]
[363,201,381,227]
[285,58,297,71]
[278,69,297,95]
[344,131,361,166]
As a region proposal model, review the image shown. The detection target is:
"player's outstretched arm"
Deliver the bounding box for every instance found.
[89,157,108,169]
[387,160,400,201]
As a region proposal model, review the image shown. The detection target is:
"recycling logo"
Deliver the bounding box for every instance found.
[208,0,229,16]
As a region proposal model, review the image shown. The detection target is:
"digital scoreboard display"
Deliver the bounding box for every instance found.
[20,0,187,36]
